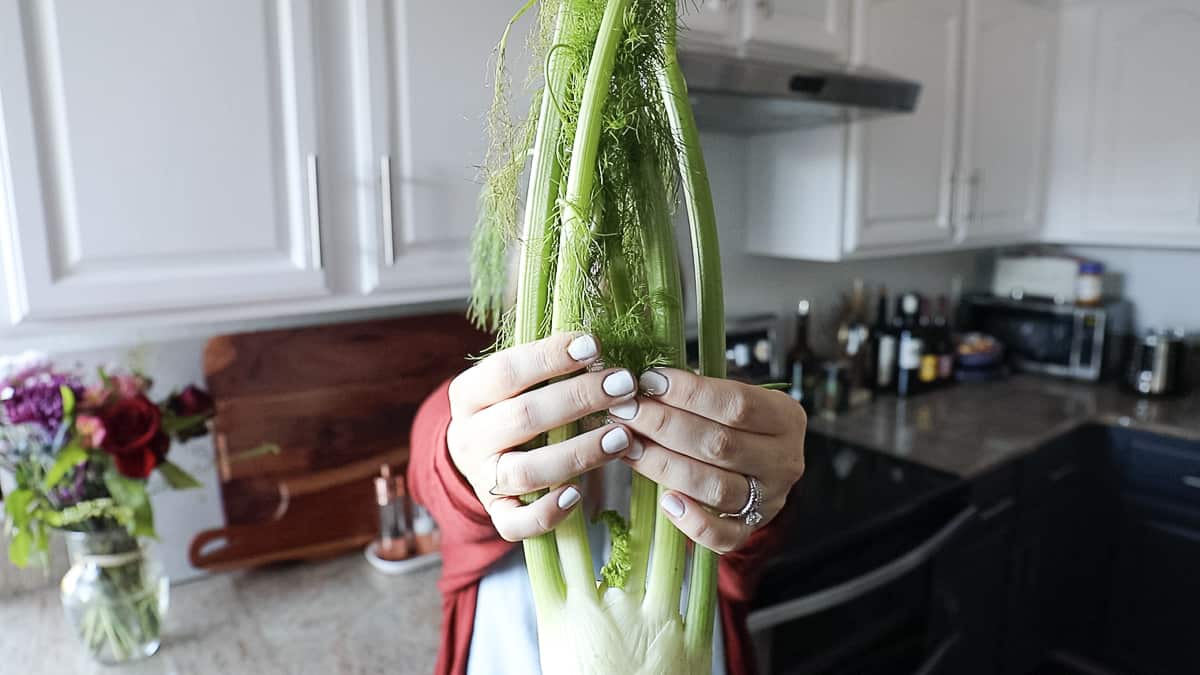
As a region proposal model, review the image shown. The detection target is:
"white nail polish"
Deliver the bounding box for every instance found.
[639,370,669,396]
[603,370,636,397]
[558,486,582,510]
[608,400,639,420]
[567,334,598,361]
[661,494,685,518]
[601,427,630,454]
[626,439,645,461]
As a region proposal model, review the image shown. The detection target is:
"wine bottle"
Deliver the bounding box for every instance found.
[896,293,923,397]
[873,287,896,393]
[935,295,955,383]
[788,300,817,406]
[918,297,939,387]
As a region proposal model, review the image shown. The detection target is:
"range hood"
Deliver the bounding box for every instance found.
[678,50,921,134]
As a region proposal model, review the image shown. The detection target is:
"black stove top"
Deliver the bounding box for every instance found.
[754,432,968,608]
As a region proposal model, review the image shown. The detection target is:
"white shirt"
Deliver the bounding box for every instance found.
[468,463,727,675]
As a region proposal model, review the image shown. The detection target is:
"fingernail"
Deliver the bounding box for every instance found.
[601,427,630,454]
[558,486,581,510]
[639,369,669,396]
[567,334,599,361]
[661,494,685,518]
[626,439,645,461]
[603,370,636,397]
[608,400,639,420]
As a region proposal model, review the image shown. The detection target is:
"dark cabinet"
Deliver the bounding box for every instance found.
[934,425,1200,675]
[1105,429,1200,675]
[932,465,1016,675]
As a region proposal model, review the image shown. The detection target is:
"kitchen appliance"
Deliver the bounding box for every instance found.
[991,255,1081,303]
[688,314,785,384]
[960,294,1131,381]
[678,49,920,133]
[1126,329,1189,396]
[750,434,972,674]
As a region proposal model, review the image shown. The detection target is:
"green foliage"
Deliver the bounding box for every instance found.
[41,499,134,530]
[596,509,632,588]
[103,473,156,539]
[41,443,88,490]
[156,461,202,489]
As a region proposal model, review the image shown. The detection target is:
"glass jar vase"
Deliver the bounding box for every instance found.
[59,529,169,664]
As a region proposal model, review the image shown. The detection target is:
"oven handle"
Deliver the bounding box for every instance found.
[747,506,978,632]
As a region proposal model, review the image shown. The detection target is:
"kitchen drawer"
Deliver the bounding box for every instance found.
[1109,430,1200,507]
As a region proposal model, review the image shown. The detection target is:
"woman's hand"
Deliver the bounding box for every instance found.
[612,368,807,554]
[446,333,640,542]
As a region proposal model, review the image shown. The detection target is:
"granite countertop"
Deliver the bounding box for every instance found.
[806,374,1200,477]
[0,554,441,674]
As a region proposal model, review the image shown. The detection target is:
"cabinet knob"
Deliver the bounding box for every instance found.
[755,0,772,18]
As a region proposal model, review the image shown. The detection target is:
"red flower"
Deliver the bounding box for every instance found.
[100,395,169,479]
[167,385,215,418]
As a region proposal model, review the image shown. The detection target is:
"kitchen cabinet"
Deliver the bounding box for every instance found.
[0,0,328,324]
[680,0,743,48]
[1108,500,1200,675]
[679,0,851,60]
[352,0,509,300]
[931,464,1016,675]
[742,0,851,60]
[1045,1,1200,249]
[955,0,1056,246]
[1104,428,1200,674]
[746,0,1057,260]
[844,0,963,253]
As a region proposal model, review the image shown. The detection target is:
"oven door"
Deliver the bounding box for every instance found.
[749,507,975,675]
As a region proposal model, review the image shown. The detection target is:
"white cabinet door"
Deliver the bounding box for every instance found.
[0,0,327,324]
[1084,2,1200,240]
[956,0,1055,245]
[846,0,962,253]
[681,0,742,48]
[355,0,519,299]
[742,0,851,59]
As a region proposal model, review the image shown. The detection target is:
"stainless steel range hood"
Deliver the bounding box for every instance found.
[678,51,921,134]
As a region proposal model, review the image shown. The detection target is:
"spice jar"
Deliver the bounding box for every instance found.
[1077,261,1104,306]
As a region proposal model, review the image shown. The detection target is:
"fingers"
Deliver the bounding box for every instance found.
[610,397,776,476]
[490,425,636,496]
[471,368,638,451]
[622,440,749,515]
[658,491,752,555]
[489,485,583,543]
[638,368,797,434]
[449,332,601,416]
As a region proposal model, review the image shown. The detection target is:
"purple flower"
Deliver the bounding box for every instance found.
[2,373,81,435]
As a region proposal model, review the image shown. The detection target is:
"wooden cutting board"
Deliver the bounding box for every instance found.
[190,312,491,572]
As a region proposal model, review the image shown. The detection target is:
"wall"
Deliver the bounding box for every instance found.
[1052,246,1200,333]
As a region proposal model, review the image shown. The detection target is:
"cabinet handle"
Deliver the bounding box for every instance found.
[979,496,1015,522]
[967,170,982,227]
[1049,463,1079,483]
[379,156,396,267]
[306,154,323,270]
[1183,475,1200,490]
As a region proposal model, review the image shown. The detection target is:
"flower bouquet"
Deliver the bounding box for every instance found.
[0,351,212,663]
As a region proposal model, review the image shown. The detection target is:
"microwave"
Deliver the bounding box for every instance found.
[960,295,1131,381]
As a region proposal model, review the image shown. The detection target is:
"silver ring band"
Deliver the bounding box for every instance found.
[719,475,764,527]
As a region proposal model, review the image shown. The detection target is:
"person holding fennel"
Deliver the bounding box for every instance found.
[407,1,807,673]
